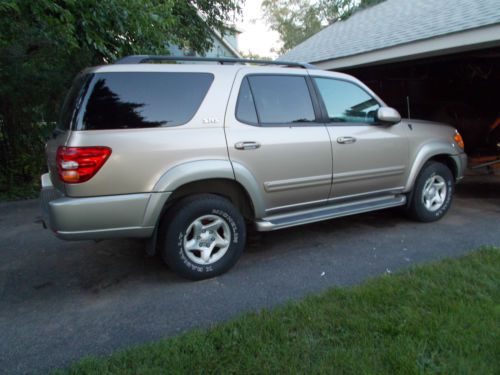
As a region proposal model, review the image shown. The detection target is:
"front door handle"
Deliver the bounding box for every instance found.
[337,136,357,144]
[235,141,261,150]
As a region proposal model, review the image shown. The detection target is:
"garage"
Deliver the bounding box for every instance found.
[281,0,500,173]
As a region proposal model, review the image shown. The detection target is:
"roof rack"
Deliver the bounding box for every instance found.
[114,55,317,69]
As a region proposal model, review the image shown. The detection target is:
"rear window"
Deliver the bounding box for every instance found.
[78,72,214,130]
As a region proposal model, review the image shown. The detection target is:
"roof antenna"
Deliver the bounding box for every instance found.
[406,96,411,120]
[406,96,413,130]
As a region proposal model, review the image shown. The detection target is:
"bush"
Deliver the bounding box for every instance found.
[0,120,55,200]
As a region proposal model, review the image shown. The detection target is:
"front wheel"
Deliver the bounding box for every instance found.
[408,161,454,222]
[160,194,246,280]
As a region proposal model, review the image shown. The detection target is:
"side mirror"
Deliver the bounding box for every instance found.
[377,107,401,125]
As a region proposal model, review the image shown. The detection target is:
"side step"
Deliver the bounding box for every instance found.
[255,195,406,232]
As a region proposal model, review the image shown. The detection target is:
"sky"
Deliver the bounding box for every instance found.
[236,0,281,58]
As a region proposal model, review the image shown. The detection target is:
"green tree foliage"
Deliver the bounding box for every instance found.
[0,0,242,200]
[262,0,385,55]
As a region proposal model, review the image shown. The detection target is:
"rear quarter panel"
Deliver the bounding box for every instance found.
[64,65,238,197]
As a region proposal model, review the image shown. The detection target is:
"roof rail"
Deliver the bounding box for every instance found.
[114,55,317,69]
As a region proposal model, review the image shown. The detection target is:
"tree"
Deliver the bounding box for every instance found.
[240,51,273,60]
[0,0,242,199]
[262,0,386,55]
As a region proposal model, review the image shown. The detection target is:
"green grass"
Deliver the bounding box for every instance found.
[59,247,500,375]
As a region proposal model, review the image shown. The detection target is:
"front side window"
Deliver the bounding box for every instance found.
[236,75,316,125]
[314,78,380,124]
[79,72,213,130]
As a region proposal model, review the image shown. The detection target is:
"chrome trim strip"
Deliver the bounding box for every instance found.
[332,165,405,184]
[264,174,332,192]
[255,195,406,231]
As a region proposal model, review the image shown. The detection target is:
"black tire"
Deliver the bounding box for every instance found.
[159,194,246,280]
[408,161,454,222]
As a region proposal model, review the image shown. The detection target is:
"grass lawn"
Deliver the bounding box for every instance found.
[59,247,500,374]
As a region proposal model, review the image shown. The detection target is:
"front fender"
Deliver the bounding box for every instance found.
[405,140,462,191]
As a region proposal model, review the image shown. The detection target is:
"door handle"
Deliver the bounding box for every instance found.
[235,141,261,150]
[337,136,356,144]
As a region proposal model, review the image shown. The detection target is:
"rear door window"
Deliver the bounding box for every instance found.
[236,75,316,125]
[79,72,214,130]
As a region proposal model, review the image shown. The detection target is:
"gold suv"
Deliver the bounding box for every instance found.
[41,56,467,280]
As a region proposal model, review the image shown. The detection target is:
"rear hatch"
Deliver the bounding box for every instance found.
[45,72,92,193]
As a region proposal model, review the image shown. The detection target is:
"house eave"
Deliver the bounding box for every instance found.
[211,29,242,58]
[314,23,500,70]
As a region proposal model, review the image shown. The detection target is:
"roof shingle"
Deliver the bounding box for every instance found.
[280,0,500,63]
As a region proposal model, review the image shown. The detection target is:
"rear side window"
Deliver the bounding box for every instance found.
[58,73,91,130]
[236,75,316,125]
[314,78,380,124]
[79,72,214,130]
[235,78,258,125]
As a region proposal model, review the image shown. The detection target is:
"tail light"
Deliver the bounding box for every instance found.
[57,146,112,183]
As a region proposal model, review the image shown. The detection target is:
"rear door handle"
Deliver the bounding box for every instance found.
[235,141,261,150]
[337,136,356,144]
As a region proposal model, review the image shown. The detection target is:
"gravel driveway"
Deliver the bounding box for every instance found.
[0,177,499,374]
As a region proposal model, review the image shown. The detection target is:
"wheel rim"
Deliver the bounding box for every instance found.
[183,214,231,265]
[422,174,447,212]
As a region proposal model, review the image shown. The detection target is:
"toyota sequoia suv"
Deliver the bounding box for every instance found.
[41,56,467,280]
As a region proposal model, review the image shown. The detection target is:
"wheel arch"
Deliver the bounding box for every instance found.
[152,159,265,217]
[405,141,461,191]
[149,178,253,257]
[164,178,255,220]
[146,172,258,256]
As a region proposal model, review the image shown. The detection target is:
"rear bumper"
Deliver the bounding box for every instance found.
[40,173,170,240]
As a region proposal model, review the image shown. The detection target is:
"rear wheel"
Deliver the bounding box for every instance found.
[408,161,454,222]
[160,194,246,280]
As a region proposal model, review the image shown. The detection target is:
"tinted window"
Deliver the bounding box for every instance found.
[314,78,380,124]
[58,73,91,130]
[236,78,258,124]
[80,72,213,130]
[247,75,315,124]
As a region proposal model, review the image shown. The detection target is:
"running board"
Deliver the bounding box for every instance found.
[255,195,406,232]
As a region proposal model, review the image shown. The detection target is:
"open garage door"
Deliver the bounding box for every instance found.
[342,46,500,174]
